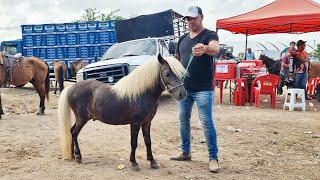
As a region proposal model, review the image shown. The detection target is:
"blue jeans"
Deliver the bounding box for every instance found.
[178,90,218,160]
[294,73,308,96]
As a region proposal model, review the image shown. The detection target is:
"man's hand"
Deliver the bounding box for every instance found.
[192,43,206,57]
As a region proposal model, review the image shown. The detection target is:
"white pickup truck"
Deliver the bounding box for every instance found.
[76,37,174,84]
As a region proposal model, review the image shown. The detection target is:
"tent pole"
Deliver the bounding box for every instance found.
[244,29,248,60]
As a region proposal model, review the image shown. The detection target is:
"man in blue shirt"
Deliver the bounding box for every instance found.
[245,48,255,60]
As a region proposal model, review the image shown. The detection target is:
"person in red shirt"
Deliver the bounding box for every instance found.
[289,40,311,100]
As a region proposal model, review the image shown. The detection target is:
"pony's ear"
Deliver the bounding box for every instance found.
[157,53,166,64]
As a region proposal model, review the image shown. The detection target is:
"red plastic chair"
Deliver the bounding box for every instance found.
[306,77,320,96]
[250,74,280,108]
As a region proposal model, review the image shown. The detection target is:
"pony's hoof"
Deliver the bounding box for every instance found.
[150,161,159,169]
[36,112,45,116]
[132,165,140,172]
[54,91,57,94]
[75,155,82,164]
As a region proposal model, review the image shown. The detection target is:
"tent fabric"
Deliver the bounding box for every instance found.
[216,0,320,35]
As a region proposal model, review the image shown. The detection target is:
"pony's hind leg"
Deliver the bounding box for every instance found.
[70,125,75,159]
[0,93,3,119]
[142,122,159,169]
[30,80,46,115]
[130,123,141,171]
[54,80,58,94]
[71,117,88,163]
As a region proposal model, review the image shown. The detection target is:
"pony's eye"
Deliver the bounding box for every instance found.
[164,73,169,76]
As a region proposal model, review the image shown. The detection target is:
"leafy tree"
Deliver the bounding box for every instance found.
[312,44,320,58]
[78,8,126,22]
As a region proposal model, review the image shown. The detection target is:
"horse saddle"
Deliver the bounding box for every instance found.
[0,51,29,83]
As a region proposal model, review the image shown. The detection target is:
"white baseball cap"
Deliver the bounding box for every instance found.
[183,6,203,19]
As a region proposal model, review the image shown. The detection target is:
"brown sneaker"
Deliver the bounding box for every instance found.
[209,160,220,173]
[170,152,191,161]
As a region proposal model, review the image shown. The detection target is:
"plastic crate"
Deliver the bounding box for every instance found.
[97,22,109,30]
[109,20,116,29]
[56,47,68,59]
[88,46,101,57]
[67,47,78,58]
[33,35,45,46]
[66,33,78,45]
[79,33,88,45]
[78,23,88,31]
[214,62,237,79]
[100,45,110,56]
[109,31,116,42]
[23,49,34,57]
[88,32,99,44]
[99,32,109,43]
[56,34,67,45]
[79,46,89,58]
[34,48,46,59]
[65,23,77,32]
[45,34,56,46]
[21,25,33,34]
[23,35,33,47]
[56,24,66,32]
[33,25,43,33]
[44,24,55,33]
[87,22,97,30]
[47,48,56,59]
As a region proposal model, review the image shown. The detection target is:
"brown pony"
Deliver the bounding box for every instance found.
[58,54,187,171]
[309,62,320,78]
[0,52,50,118]
[53,61,67,94]
[70,60,89,77]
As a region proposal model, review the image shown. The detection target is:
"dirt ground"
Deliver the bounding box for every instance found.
[0,82,319,180]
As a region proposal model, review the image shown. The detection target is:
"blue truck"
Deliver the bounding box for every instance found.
[1,20,117,80]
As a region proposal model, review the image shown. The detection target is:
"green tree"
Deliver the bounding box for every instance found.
[313,44,320,58]
[78,8,126,22]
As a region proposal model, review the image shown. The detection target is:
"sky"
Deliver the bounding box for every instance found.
[1,0,320,54]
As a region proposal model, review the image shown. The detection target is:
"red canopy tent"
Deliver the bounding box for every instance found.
[216,0,320,57]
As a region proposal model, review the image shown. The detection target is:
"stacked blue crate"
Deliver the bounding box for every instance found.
[47,48,56,59]
[56,47,67,59]
[88,32,99,44]
[67,47,78,59]
[22,20,116,62]
[23,49,34,57]
[88,46,101,57]
[79,32,88,45]
[56,24,66,32]
[79,46,89,58]
[100,45,110,56]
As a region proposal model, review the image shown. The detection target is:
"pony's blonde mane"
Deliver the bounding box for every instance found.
[112,56,187,101]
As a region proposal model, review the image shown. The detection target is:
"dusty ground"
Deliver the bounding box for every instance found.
[0,82,319,180]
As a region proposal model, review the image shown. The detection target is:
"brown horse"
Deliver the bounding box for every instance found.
[58,54,187,171]
[0,52,50,118]
[53,61,67,94]
[309,62,320,78]
[70,60,89,77]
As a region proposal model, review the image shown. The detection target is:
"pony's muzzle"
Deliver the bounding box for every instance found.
[179,90,187,100]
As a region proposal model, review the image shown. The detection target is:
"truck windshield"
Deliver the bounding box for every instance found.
[101,39,157,60]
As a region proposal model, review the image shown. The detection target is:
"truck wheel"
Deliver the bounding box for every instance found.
[16,84,25,88]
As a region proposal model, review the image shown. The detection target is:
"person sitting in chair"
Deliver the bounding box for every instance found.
[245,48,255,60]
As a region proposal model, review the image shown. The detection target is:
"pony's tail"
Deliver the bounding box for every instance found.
[58,85,73,160]
[44,62,50,101]
[58,66,64,92]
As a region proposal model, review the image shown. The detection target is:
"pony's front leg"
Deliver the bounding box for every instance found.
[142,122,159,169]
[130,123,141,171]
